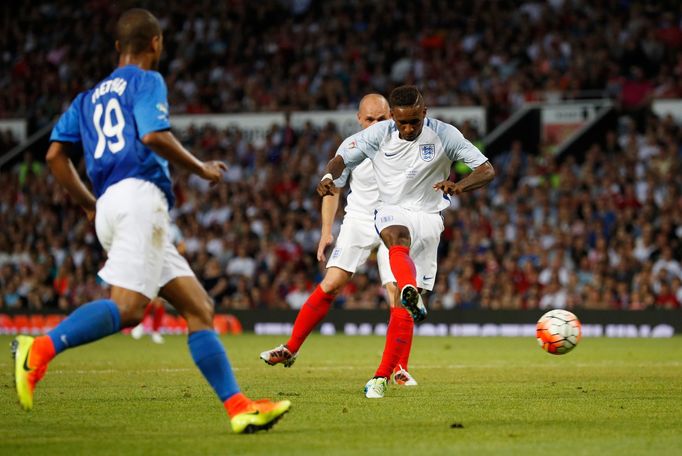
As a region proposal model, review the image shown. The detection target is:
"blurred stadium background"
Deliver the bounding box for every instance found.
[1,0,681,336]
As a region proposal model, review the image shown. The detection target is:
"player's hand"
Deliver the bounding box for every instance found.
[317,233,334,262]
[199,161,228,184]
[317,178,335,197]
[434,180,462,196]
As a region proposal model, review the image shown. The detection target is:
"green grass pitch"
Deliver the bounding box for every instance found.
[1,334,681,455]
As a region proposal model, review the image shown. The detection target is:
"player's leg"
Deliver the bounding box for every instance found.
[131,301,154,340]
[12,180,161,411]
[13,286,149,410]
[260,266,351,366]
[159,275,290,433]
[366,245,416,397]
[376,205,426,322]
[287,267,351,352]
[150,299,165,343]
[261,217,374,366]
[383,281,418,386]
[391,212,442,385]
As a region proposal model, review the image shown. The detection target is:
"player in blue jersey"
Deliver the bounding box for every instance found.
[10,8,290,434]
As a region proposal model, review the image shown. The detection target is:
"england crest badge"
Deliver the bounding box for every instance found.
[420,143,435,161]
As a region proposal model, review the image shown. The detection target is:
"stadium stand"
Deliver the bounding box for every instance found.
[0,1,680,312]
[1,1,681,133]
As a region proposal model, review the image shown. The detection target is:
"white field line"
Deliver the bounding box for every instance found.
[45,360,682,375]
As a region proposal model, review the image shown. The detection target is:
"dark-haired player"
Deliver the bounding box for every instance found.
[261,94,418,389]
[317,85,495,398]
[11,8,289,433]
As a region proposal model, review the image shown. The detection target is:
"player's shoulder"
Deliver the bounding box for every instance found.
[361,119,392,134]
[360,119,394,140]
[114,65,165,89]
[423,117,464,142]
[424,117,458,133]
[57,90,89,116]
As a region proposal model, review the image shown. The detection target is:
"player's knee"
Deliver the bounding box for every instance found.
[188,295,214,327]
[202,296,215,322]
[320,275,345,295]
[381,227,411,248]
[116,300,148,326]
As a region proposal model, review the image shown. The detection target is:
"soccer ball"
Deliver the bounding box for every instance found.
[536,309,582,355]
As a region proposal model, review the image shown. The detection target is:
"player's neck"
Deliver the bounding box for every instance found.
[118,54,154,71]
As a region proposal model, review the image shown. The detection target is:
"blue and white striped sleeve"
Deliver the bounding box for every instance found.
[431,118,488,169]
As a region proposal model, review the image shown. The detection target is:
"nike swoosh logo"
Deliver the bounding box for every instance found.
[422,276,433,281]
[242,410,260,416]
[23,351,31,372]
[384,151,400,157]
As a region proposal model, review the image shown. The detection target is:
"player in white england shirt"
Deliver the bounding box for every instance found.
[261,94,419,392]
[317,86,495,397]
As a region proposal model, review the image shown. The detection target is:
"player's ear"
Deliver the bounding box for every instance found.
[115,40,121,53]
[151,35,162,53]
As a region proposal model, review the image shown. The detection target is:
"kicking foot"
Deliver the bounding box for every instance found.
[11,335,47,411]
[230,399,291,434]
[400,285,427,322]
[259,344,297,368]
[364,377,388,399]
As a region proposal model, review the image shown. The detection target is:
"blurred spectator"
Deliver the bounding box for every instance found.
[1,2,681,134]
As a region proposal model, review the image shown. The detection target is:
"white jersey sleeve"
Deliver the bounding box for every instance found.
[337,120,390,169]
[333,167,351,188]
[430,118,488,169]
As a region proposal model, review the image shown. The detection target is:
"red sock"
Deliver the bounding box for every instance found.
[152,303,165,332]
[142,302,154,322]
[375,307,414,378]
[224,392,252,418]
[388,246,417,290]
[29,335,56,369]
[395,308,414,371]
[285,285,334,353]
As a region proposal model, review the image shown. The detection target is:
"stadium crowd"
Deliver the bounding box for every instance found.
[1,109,681,312]
[1,1,681,133]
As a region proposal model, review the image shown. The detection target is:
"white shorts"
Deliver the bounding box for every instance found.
[374,205,444,291]
[95,178,194,299]
[327,216,395,286]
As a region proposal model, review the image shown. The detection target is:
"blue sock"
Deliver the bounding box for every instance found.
[188,330,240,402]
[48,299,121,354]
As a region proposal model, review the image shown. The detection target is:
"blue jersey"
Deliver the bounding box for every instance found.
[50,65,174,207]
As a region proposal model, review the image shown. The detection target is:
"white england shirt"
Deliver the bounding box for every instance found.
[333,159,378,221]
[337,117,488,213]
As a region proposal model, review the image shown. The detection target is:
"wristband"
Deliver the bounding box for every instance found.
[321,173,333,182]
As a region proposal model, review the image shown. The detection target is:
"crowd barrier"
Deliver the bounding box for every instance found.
[1,310,679,337]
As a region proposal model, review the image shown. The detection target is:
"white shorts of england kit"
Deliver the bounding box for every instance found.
[326,216,395,286]
[95,178,194,299]
[373,204,444,292]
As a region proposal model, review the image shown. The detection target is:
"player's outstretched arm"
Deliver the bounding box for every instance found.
[142,130,227,184]
[434,161,495,196]
[317,188,341,262]
[46,141,97,219]
[317,155,346,197]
